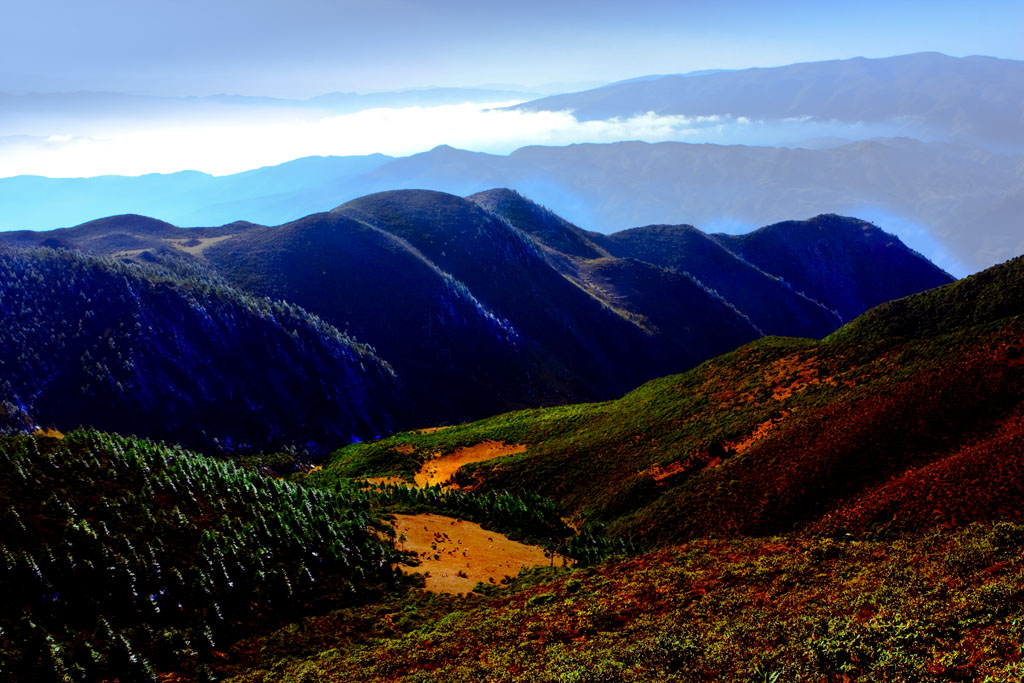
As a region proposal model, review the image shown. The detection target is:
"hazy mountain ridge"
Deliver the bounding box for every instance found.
[511,53,1024,149]
[3,137,1017,274]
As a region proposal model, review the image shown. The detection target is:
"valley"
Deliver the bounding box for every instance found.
[4,8,1023,682]
[2,219,1021,680]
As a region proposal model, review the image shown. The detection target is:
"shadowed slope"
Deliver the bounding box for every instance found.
[202,211,531,425]
[333,190,665,400]
[713,214,954,321]
[0,246,399,453]
[597,223,841,336]
[467,188,608,260]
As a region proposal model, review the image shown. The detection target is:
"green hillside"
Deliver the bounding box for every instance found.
[312,255,1024,544]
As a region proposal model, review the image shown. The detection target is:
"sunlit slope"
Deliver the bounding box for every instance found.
[316,255,1024,544]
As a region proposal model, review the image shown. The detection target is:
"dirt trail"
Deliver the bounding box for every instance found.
[414,441,526,488]
[392,513,551,593]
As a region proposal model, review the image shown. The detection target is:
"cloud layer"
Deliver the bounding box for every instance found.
[0,102,916,178]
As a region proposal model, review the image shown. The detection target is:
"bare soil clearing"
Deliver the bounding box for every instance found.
[170,235,234,257]
[414,441,526,488]
[391,513,551,593]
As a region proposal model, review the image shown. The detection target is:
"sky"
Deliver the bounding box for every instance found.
[3,0,1021,97]
[0,0,1020,178]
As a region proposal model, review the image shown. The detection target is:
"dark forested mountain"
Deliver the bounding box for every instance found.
[332,190,665,399]
[0,246,400,453]
[713,214,954,322]
[594,222,840,336]
[200,208,541,424]
[0,190,952,442]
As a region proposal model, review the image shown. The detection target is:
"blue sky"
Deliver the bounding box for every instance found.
[3,0,1021,96]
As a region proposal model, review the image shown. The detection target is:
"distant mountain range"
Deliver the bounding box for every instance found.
[511,52,1024,150]
[0,190,951,450]
[2,137,1019,274]
[0,86,538,131]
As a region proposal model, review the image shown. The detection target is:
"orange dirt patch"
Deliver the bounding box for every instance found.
[414,441,526,488]
[766,354,821,400]
[32,428,64,439]
[391,513,552,593]
[647,461,685,482]
[394,444,415,455]
[365,476,408,486]
[726,411,790,454]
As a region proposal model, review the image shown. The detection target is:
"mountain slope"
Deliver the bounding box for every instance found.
[567,256,762,369]
[333,189,667,399]
[467,188,609,260]
[596,222,842,335]
[0,192,955,432]
[713,213,955,321]
[0,246,399,453]
[465,188,766,365]
[314,254,1024,544]
[467,189,945,337]
[200,210,533,425]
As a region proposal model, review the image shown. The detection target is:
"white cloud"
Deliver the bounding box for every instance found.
[0,103,916,178]
[0,103,745,178]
